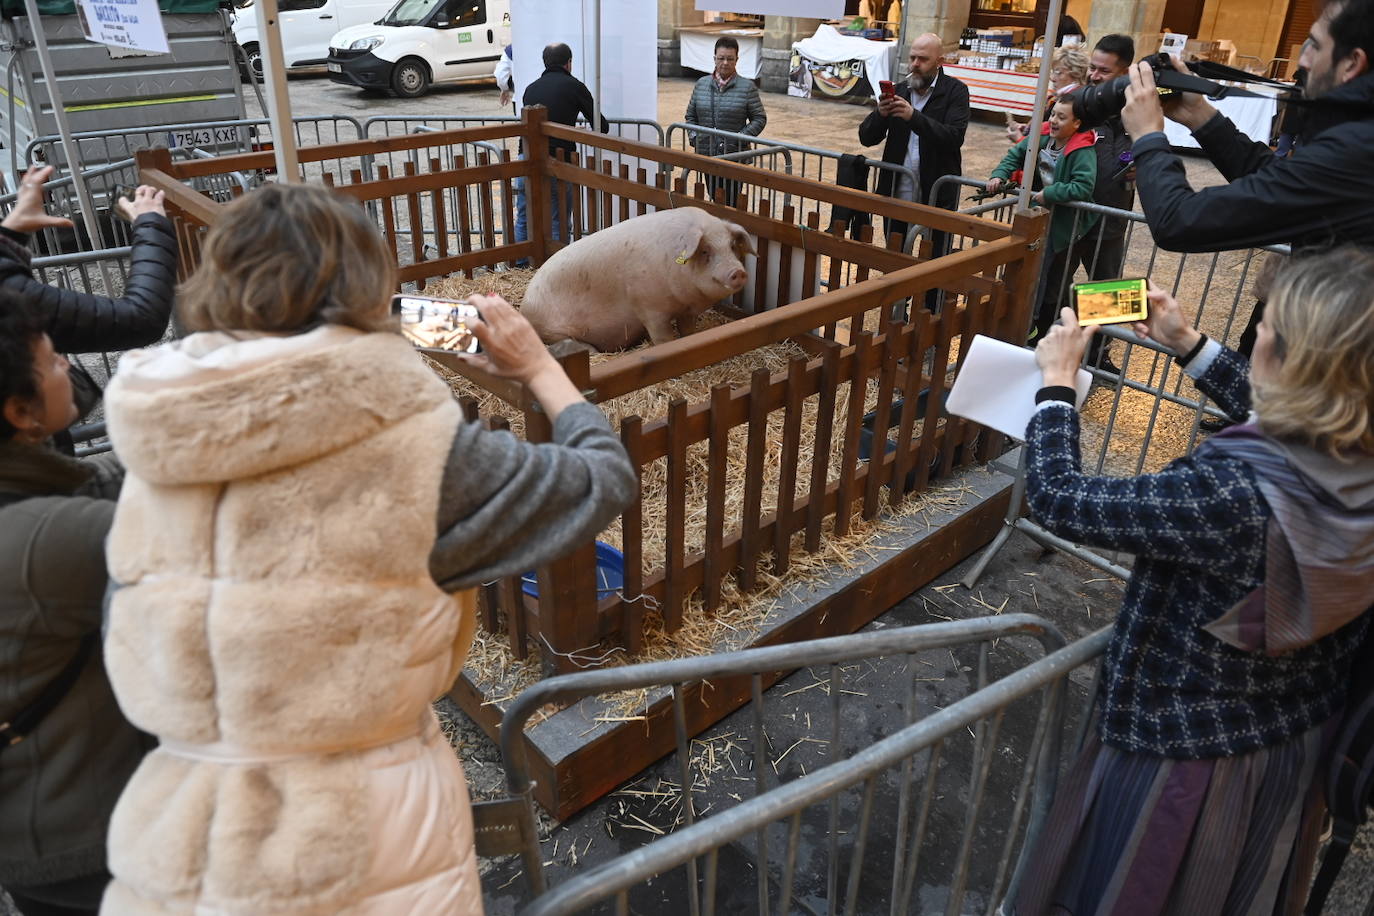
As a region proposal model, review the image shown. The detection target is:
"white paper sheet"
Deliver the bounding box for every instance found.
[945,335,1092,440]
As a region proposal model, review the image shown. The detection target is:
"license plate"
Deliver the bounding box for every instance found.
[327,62,342,73]
[166,127,241,149]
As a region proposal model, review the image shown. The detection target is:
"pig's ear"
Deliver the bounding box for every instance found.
[727,222,757,259]
[675,223,706,264]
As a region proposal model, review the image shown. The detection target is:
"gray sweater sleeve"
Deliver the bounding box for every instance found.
[429,401,637,592]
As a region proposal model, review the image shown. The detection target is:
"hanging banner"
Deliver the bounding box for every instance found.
[75,0,170,54]
[696,0,844,16]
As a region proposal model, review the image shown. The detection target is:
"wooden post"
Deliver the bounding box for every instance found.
[522,106,551,267]
[1006,209,1051,341]
[525,350,600,675]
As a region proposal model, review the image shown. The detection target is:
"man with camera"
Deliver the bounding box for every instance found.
[1119,0,1374,252]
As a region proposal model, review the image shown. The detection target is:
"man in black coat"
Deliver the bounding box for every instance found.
[858,32,970,257]
[516,42,610,248]
[1122,0,1374,254]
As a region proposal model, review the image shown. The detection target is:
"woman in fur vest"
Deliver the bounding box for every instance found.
[98,183,637,914]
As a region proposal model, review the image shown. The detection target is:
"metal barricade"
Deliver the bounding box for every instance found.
[926,174,1292,583]
[665,122,918,251]
[478,614,1110,915]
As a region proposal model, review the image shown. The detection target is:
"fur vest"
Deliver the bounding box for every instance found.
[100,326,481,914]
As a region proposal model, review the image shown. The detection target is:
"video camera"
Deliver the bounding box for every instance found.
[1074,52,1297,128]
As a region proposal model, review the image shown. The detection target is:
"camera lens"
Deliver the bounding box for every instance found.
[1073,75,1130,129]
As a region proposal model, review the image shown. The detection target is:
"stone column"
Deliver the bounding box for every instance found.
[1086,0,1167,57]
[900,0,974,63]
[760,16,822,94]
[657,0,700,77]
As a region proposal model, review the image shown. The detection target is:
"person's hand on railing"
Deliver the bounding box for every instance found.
[984,176,1004,195]
[2,165,75,235]
[462,294,584,419]
[114,186,168,223]
[1133,284,1203,356]
[1036,307,1097,389]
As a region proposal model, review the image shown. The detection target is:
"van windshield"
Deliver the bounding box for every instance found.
[378,0,436,26]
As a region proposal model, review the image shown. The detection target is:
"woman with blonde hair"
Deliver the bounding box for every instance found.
[98,183,636,914]
[1050,44,1089,97]
[1014,245,1374,914]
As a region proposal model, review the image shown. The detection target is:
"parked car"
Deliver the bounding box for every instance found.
[232,0,396,80]
[326,0,510,97]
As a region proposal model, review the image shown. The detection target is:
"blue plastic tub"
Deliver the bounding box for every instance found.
[521,541,625,599]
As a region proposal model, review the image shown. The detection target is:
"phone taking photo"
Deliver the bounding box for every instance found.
[1073,278,1149,326]
[393,294,483,353]
[879,79,894,99]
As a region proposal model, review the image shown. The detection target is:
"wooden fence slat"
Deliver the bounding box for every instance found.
[403,160,426,290]
[479,581,500,635]
[477,151,497,252]
[834,331,873,537]
[430,157,450,262]
[664,398,689,632]
[377,164,398,262]
[773,357,806,576]
[777,204,795,308]
[620,416,645,654]
[890,311,933,506]
[703,385,730,612]
[618,163,632,224]
[452,155,474,279]
[500,576,527,661]
[600,159,614,233]
[863,322,904,520]
[805,342,841,552]
[802,210,821,303]
[500,151,517,265]
[738,368,769,591]
[752,199,773,315]
[913,306,956,493]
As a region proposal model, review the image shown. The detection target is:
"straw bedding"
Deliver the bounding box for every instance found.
[415,268,970,723]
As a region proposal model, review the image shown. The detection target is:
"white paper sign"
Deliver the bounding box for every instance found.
[697,1,845,17]
[76,0,170,54]
[945,335,1092,441]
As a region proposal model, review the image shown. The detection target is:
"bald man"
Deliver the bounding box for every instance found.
[858,33,970,258]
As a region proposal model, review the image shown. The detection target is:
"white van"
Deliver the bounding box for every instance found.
[326,0,511,97]
[232,0,394,80]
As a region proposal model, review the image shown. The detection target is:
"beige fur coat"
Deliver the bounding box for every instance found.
[100,326,480,914]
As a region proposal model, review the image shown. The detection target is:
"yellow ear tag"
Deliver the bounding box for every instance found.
[675,250,691,264]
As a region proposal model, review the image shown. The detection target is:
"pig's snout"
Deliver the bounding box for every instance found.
[724,266,747,292]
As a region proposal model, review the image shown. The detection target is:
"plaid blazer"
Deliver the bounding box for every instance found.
[1026,346,1369,758]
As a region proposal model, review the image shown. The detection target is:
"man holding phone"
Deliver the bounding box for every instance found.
[858,32,970,260]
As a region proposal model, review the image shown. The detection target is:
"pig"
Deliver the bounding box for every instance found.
[520,207,756,352]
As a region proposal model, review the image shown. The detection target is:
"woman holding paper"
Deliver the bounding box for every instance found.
[1013,246,1374,915]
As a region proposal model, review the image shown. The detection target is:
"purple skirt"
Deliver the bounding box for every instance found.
[1013,721,1331,916]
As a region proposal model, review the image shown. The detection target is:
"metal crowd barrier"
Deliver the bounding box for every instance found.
[474,615,1110,915]
[922,174,1291,583]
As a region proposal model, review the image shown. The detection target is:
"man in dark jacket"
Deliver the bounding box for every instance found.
[1121,0,1374,254]
[858,32,970,256]
[516,42,610,248]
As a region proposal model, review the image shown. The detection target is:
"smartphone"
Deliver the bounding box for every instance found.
[1073,277,1149,326]
[393,294,482,353]
[879,79,894,98]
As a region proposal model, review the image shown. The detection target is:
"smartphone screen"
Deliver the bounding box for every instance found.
[393,294,482,353]
[1073,278,1149,326]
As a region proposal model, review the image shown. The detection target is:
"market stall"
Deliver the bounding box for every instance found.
[944,62,1042,114]
[788,23,896,100]
[679,22,763,79]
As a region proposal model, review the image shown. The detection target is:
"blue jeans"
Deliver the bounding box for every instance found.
[513,173,574,264]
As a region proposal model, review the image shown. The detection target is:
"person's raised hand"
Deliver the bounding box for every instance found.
[1133,284,1201,355]
[1036,307,1096,388]
[1156,53,1217,131]
[460,294,560,385]
[882,93,914,121]
[114,185,166,222]
[1,165,74,235]
[1120,60,1167,139]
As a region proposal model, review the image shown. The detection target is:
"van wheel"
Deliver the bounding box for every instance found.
[390,58,430,98]
[240,44,264,83]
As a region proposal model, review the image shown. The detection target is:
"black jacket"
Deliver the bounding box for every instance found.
[0,212,177,354]
[1091,116,1135,240]
[858,71,970,210]
[1133,72,1374,253]
[521,66,610,157]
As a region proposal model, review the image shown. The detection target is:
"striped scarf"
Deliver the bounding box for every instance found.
[1200,424,1374,654]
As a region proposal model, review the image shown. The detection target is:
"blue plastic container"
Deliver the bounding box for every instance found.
[521,541,626,599]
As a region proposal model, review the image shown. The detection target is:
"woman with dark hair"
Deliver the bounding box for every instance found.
[0,298,150,916]
[1015,246,1374,914]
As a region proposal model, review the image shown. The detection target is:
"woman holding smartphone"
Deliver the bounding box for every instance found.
[1013,247,1374,914]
